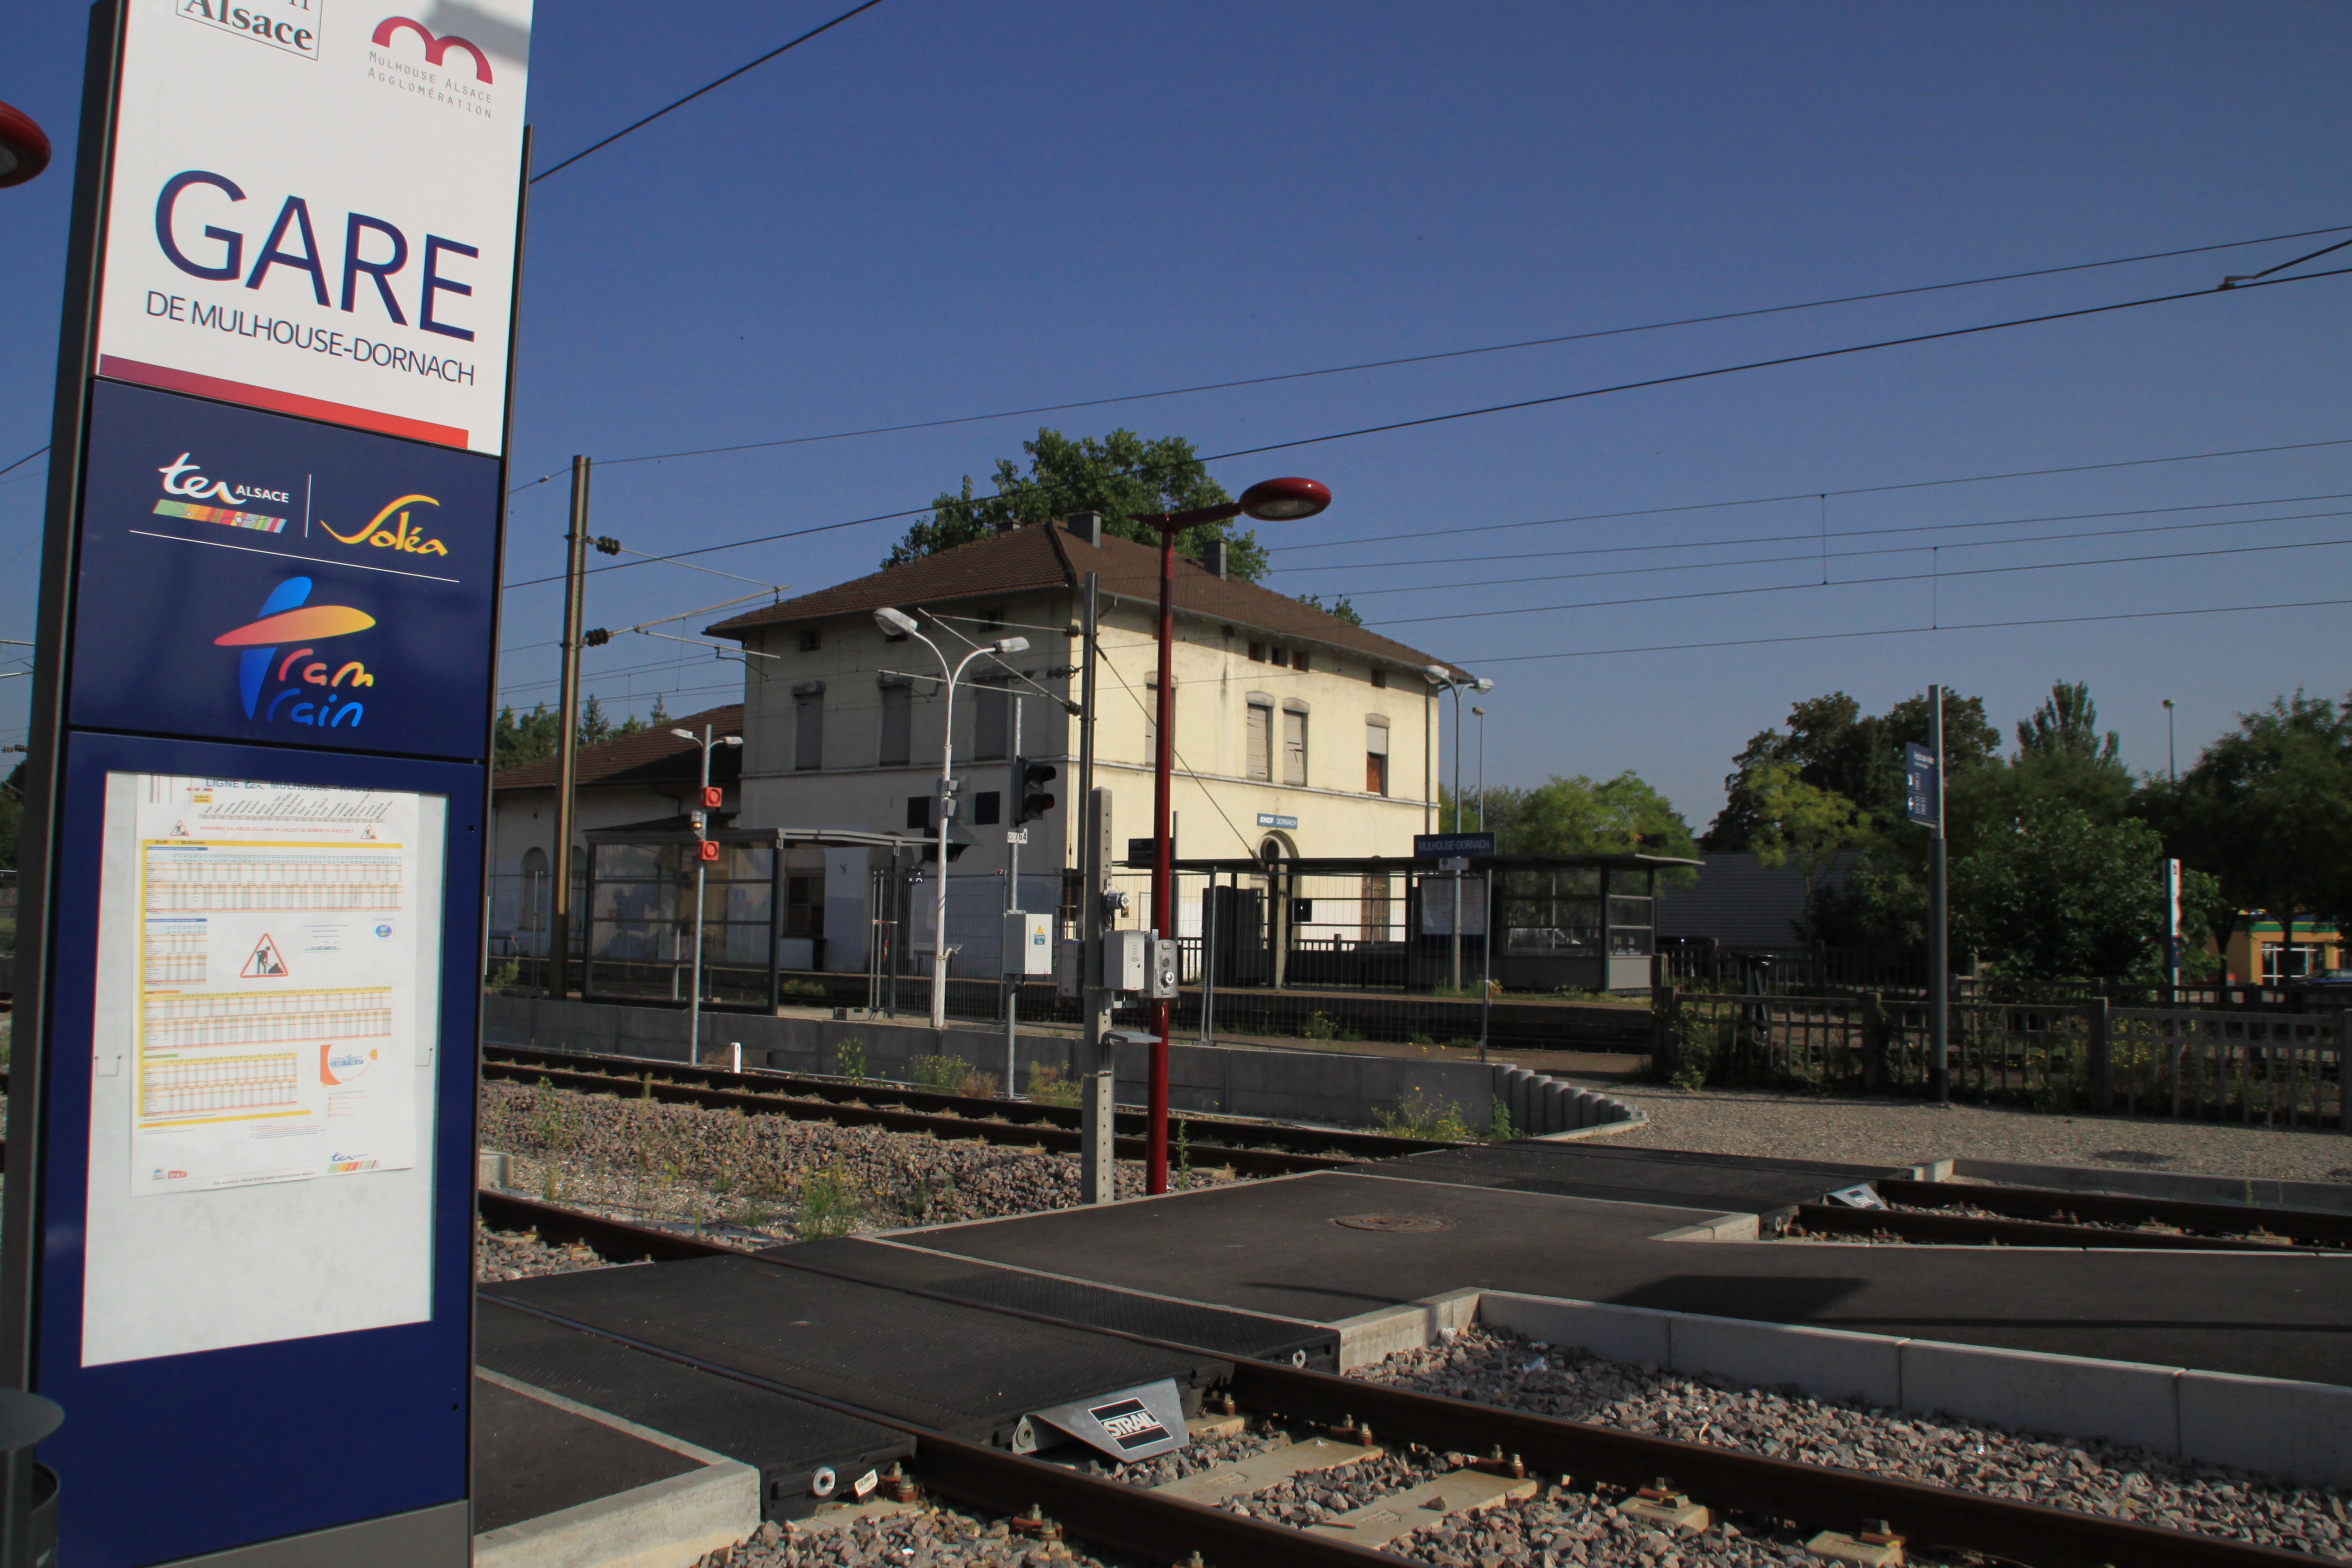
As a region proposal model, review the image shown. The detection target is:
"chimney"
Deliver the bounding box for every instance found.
[1200,538,1229,579]
[1067,511,1103,547]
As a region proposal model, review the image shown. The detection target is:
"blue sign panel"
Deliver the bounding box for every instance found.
[1256,813,1298,829]
[72,380,499,761]
[1903,741,1941,826]
[1414,831,1497,858]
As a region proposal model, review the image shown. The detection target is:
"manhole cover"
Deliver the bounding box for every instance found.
[1331,1213,1454,1233]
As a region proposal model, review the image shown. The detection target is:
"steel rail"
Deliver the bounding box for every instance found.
[482,1056,1370,1176]
[1224,1360,2318,1568]
[478,1188,750,1263]
[1881,1177,2352,1249]
[1792,1203,2317,1252]
[480,1193,2318,1568]
[483,1042,1464,1160]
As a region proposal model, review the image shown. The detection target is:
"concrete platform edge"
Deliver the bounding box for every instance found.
[1336,1289,2352,1488]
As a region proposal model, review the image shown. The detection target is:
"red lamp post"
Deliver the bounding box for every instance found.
[1128,476,1331,1193]
[0,101,53,189]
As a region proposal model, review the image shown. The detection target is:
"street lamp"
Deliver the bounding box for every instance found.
[1127,476,1330,1193]
[1471,706,1487,832]
[0,101,51,189]
[1423,667,1492,992]
[672,724,743,1063]
[874,605,1030,1030]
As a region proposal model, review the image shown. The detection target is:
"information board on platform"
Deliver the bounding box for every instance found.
[94,0,533,453]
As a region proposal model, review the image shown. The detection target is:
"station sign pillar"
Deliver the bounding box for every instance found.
[2,2,532,1563]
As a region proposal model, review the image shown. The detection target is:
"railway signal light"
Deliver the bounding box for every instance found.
[699,785,723,810]
[1015,758,1057,824]
[697,838,720,862]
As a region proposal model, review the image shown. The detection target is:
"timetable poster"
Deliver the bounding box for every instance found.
[124,776,426,1194]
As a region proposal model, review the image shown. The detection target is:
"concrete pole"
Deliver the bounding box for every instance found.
[1003,696,1021,1097]
[687,724,710,1062]
[1930,684,1950,1103]
[1076,573,1115,1203]
[548,454,591,999]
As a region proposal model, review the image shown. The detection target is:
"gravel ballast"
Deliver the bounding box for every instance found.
[1610,1087,2352,1184]
[1358,1326,2352,1560]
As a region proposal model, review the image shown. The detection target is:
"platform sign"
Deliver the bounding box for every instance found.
[1903,741,1940,827]
[1413,831,1496,859]
[6,2,528,1564]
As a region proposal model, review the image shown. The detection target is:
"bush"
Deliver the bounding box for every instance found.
[795,1162,861,1239]
[1373,1093,1475,1141]
[957,1069,1000,1099]
[488,958,521,990]
[780,978,828,999]
[1026,1063,1082,1106]
[910,1055,970,1093]
[835,1037,867,1082]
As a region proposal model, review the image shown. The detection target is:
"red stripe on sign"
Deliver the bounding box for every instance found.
[96,357,470,449]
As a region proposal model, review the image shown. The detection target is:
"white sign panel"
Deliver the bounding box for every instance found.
[94,0,533,455]
[83,773,446,1365]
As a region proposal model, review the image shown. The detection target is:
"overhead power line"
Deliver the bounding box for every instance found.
[0,447,47,480]
[1364,533,2352,629]
[505,220,2352,487]
[503,264,2352,590]
[1455,594,2352,667]
[530,0,888,184]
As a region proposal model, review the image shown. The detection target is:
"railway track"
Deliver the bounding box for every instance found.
[479,1193,2320,1568]
[1788,1203,2337,1251]
[1879,1176,2352,1250]
[482,1042,1458,1176]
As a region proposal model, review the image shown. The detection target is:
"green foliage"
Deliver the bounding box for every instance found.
[909,1054,971,1093]
[835,1037,867,1082]
[1951,801,2174,982]
[1486,1101,1516,1142]
[794,1162,861,1240]
[1294,593,1364,626]
[885,428,1269,581]
[1459,771,1698,880]
[779,978,828,999]
[1372,1093,1476,1141]
[492,698,647,773]
[1025,1062,1082,1106]
[0,760,23,870]
[1707,689,1999,850]
[1745,762,1860,936]
[1174,1120,1194,1190]
[489,958,521,990]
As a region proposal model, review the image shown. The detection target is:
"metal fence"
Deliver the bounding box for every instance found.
[1657,987,2346,1128]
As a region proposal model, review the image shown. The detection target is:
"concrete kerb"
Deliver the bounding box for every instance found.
[1316,1289,2352,1487]
[472,1371,761,1568]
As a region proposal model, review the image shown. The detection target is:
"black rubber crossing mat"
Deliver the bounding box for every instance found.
[1343,1140,1906,1218]
[477,1298,912,1521]
[472,1373,704,1534]
[483,1255,1229,1446]
[764,1237,1341,1370]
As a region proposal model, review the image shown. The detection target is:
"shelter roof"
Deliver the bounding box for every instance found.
[494,704,744,793]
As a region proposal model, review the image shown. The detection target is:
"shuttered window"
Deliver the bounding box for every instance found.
[1282,709,1308,785]
[1246,701,1273,781]
[878,682,911,766]
[972,678,1010,761]
[1366,719,1389,796]
[794,687,824,771]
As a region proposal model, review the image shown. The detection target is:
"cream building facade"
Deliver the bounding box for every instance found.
[704,515,1472,975]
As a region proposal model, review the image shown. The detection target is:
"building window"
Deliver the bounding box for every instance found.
[519,846,549,932]
[1272,647,1290,667]
[2263,941,2328,983]
[1246,699,1273,781]
[1248,642,1266,663]
[972,791,1001,826]
[1282,707,1308,786]
[1366,717,1389,796]
[973,678,1010,761]
[798,628,822,653]
[793,686,824,771]
[1371,667,1387,689]
[1293,649,1311,674]
[1143,676,1159,762]
[1360,873,1392,941]
[784,876,824,939]
[906,795,931,831]
[878,680,912,766]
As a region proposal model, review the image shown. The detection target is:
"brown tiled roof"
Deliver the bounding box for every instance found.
[703,523,1468,678]
[494,704,744,793]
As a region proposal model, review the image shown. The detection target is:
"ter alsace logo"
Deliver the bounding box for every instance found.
[215,576,378,729]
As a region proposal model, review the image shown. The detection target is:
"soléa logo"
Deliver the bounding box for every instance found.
[317,492,449,556]
[154,452,293,535]
[214,576,378,728]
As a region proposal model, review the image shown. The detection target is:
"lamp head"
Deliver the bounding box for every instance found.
[1474,677,1494,693]
[1471,706,1485,717]
[669,729,696,742]
[873,606,919,637]
[721,735,744,747]
[1237,477,1332,522]
[1423,665,1450,686]
[994,635,1030,655]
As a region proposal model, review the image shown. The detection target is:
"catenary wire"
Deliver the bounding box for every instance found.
[501,221,2352,489]
[499,265,2352,589]
[1364,532,2352,629]
[1281,488,2352,578]
[529,0,888,184]
[0,447,46,480]
[1328,503,2352,599]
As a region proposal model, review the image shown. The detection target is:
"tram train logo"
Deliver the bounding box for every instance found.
[214,575,379,727]
[321,1044,378,1086]
[1087,1398,1170,1451]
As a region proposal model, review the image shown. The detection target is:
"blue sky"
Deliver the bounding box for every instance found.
[4,0,2349,831]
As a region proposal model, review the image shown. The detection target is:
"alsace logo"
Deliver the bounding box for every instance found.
[215,575,377,728]
[371,16,492,81]
[318,492,449,556]
[177,0,319,61]
[1087,1399,1169,1451]
[159,453,290,508]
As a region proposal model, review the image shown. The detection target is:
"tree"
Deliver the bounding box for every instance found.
[1744,762,1859,938]
[885,428,1269,580]
[1706,688,1998,849]
[493,704,562,772]
[1294,593,1363,626]
[2164,692,2352,979]
[1951,802,2178,982]
[1465,773,1698,872]
[1998,680,2133,826]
